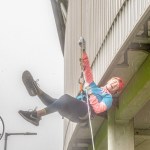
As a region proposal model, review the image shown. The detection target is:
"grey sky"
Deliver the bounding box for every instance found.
[0,0,64,150]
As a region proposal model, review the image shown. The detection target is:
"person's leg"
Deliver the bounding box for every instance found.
[18,94,88,126]
[37,98,63,116]
[57,94,88,123]
[37,94,88,122]
[36,88,57,106]
[18,97,63,126]
[22,70,57,106]
[18,95,65,126]
[32,81,57,106]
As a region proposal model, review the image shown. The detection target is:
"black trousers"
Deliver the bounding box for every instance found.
[37,90,88,123]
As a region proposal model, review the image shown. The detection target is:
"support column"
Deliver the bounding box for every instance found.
[108,107,134,150]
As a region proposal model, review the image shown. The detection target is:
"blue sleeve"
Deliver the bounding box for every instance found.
[102,94,113,109]
[89,81,98,88]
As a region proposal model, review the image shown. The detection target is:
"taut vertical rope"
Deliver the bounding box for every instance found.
[79,2,95,149]
[79,0,84,99]
[81,0,82,36]
[79,44,96,150]
[85,89,95,150]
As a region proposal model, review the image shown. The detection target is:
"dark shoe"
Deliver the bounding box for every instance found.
[22,70,40,96]
[18,109,41,126]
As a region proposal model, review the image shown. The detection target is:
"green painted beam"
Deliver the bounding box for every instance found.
[133,37,150,44]
[116,55,150,121]
[88,120,108,150]
[88,55,150,150]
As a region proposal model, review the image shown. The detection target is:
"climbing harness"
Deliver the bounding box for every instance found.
[0,116,5,140]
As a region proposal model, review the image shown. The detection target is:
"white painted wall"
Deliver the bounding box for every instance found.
[0,0,64,150]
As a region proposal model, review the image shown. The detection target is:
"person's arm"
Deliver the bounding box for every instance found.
[78,37,93,85]
[89,95,107,114]
[89,94,112,114]
[81,51,94,85]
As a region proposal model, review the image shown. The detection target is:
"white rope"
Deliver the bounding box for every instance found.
[79,35,95,149]
[85,89,96,150]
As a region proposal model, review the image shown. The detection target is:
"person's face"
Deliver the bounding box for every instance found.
[106,78,120,94]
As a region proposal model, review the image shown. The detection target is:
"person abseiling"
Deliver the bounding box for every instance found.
[18,37,124,126]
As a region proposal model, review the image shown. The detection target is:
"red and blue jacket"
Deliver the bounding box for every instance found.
[76,52,113,114]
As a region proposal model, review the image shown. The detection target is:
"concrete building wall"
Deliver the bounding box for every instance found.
[63,0,150,149]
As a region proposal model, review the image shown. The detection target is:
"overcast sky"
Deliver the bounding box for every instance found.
[0,0,64,150]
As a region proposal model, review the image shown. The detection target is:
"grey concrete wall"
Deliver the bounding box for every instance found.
[63,0,150,149]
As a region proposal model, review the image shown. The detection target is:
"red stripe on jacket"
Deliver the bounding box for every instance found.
[82,52,93,85]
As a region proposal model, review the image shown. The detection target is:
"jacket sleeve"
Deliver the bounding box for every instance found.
[82,51,94,85]
[89,94,113,114]
[89,95,107,114]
